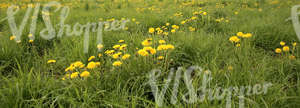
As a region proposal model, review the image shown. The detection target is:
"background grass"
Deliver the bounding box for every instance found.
[0,0,300,107]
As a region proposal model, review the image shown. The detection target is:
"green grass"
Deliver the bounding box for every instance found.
[0,0,300,107]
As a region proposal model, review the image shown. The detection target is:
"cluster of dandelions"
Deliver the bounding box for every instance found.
[275,41,297,60]
[229,32,253,47]
[104,40,131,67]
[137,38,175,65]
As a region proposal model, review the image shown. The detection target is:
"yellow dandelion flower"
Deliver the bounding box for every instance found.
[275,48,282,53]
[157,56,164,60]
[166,23,170,26]
[237,32,244,37]
[80,71,90,78]
[171,29,176,33]
[47,60,56,64]
[10,36,16,40]
[142,39,152,46]
[87,61,97,69]
[112,61,122,67]
[189,27,196,32]
[119,40,125,43]
[283,46,290,52]
[70,72,79,79]
[143,47,156,54]
[97,44,104,50]
[88,56,95,61]
[229,36,240,43]
[149,28,155,34]
[159,40,166,44]
[293,42,297,47]
[138,49,149,56]
[122,54,131,60]
[289,55,296,60]
[98,54,102,57]
[113,44,121,49]
[280,41,285,46]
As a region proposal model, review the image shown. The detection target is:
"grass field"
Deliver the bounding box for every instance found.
[0,0,300,107]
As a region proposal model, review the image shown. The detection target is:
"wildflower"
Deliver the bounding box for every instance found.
[29,40,34,43]
[10,36,16,40]
[95,62,101,66]
[80,71,90,78]
[157,30,163,34]
[289,55,296,60]
[149,28,155,34]
[166,23,170,26]
[122,54,131,60]
[88,56,95,61]
[73,61,85,68]
[228,66,233,71]
[180,20,186,25]
[172,25,179,29]
[158,56,164,60]
[28,34,33,38]
[236,44,241,47]
[282,46,290,52]
[105,50,115,55]
[156,27,161,31]
[163,32,169,36]
[203,12,207,15]
[293,42,297,46]
[243,33,252,38]
[237,32,244,37]
[275,48,282,53]
[234,12,239,15]
[189,27,196,32]
[70,72,79,79]
[98,54,102,57]
[47,60,56,64]
[112,61,122,66]
[120,44,127,50]
[229,36,240,43]
[132,18,136,22]
[113,44,121,49]
[159,40,166,44]
[138,49,149,56]
[142,38,152,46]
[97,44,104,50]
[119,40,125,43]
[280,41,285,46]
[87,61,97,69]
[171,29,176,33]
[112,53,122,59]
[143,47,157,54]
[65,65,75,72]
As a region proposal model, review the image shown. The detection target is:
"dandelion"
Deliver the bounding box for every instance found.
[158,56,164,60]
[234,12,239,15]
[143,47,157,54]
[228,66,233,71]
[275,48,282,53]
[29,40,34,43]
[282,46,290,52]
[88,56,95,61]
[293,42,297,47]
[289,55,296,60]
[171,29,176,33]
[243,33,252,38]
[71,72,79,79]
[28,34,33,38]
[122,54,131,60]
[47,60,56,64]
[159,40,166,44]
[73,61,84,68]
[280,41,285,46]
[10,36,16,40]
[236,44,241,47]
[163,32,169,36]
[98,54,102,57]
[120,44,127,50]
[189,27,196,32]
[180,21,186,25]
[229,36,240,43]
[138,49,149,56]
[119,40,125,43]
[80,71,90,78]
[112,53,122,59]
[87,61,97,69]
[166,23,170,26]
[112,61,122,66]
[142,38,152,46]
[237,32,244,37]
[113,44,121,49]
[203,12,207,15]
[149,28,155,34]
[97,44,104,50]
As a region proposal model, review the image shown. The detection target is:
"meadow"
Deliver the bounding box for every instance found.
[0,0,300,107]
